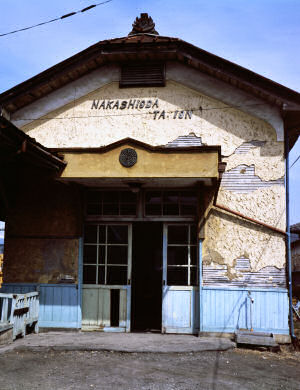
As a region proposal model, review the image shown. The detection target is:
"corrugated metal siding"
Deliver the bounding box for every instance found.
[203,258,286,288]
[202,287,289,334]
[234,141,266,154]
[120,63,165,87]
[221,164,284,193]
[165,133,202,147]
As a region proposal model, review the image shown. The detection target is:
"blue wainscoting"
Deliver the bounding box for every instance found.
[0,283,81,329]
[201,286,289,334]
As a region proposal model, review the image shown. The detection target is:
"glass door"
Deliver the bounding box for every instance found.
[82,223,132,331]
[162,224,199,333]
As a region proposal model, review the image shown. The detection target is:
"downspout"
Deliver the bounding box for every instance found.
[285,128,295,340]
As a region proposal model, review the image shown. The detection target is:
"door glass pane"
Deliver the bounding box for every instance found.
[168,225,188,244]
[98,265,105,284]
[190,246,197,266]
[107,246,128,265]
[167,246,188,265]
[83,265,97,284]
[98,245,105,264]
[190,267,198,286]
[83,246,97,264]
[107,225,128,244]
[84,225,97,243]
[103,191,119,203]
[167,267,188,285]
[107,266,127,285]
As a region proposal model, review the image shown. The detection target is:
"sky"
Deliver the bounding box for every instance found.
[0,0,299,224]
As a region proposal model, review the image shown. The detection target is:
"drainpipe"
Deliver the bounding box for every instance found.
[285,129,295,340]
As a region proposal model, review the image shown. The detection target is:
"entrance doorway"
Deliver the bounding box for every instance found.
[131,222,163,332]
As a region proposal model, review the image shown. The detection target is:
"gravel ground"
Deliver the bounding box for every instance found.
[0,348,299,390]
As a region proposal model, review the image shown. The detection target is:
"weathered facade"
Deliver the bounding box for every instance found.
[1,14,300,339]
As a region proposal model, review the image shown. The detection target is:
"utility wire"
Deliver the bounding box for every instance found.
[13,102,271,122]
[290,154,300,169]
[0,1,112,38]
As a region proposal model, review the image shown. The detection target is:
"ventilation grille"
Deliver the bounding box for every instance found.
[120,63,165,88]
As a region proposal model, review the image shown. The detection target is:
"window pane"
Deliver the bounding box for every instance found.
[190,225,197,244]
[163,191,179,203]
[167,246,188,265]
[167,267,188,285]
[107,266,127,285]
[145,203,161,216]
[86,203,101,215]
[107,225,128,244]
[98,245,105,264]
[163,203,179,215]
[103,191,119,203]
[181,204,197,216]
[103,203,119,215]
[145,191,162,204]
[98,225,106,244]
[87,191,102,202]
[98,265,105,284]
[83,245,97,264]
[190,245,197,266]
[107,245,128,265]
[190,267,198,286]
[84,225,97,243]
[120,203,136,216]
[83,265,97,284]
[120,191,136,203]
[180,192,197,216]
[168,225,188,244]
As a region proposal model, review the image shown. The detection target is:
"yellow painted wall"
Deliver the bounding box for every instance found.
[61,146,219,179]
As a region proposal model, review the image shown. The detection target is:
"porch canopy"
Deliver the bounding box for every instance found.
[52,138,224,188]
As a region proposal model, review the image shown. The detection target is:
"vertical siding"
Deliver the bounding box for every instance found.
[1,283,80,328]
[202,287,289,334]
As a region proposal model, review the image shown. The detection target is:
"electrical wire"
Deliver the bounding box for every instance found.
[290,154,300,169]
[13,102,271,122]
[0,1,112,38]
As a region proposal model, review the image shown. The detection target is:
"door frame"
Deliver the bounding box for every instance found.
[162,223,202,334]
[81,222,132,332]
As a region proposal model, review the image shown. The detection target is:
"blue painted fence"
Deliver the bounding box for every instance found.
[201,286,289,334]
[0,283,81,329]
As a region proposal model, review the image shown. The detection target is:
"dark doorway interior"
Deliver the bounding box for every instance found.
[131,222,162,332]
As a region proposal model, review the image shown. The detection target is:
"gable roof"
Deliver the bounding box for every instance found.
[1,14,300,141]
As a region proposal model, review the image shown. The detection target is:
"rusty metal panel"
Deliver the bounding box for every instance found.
[220,165,284,193]
[165,134,202,148]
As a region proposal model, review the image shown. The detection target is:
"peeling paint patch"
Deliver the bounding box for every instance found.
[221,164,284,193]
[165,133,202,147]
[203,257,286,288]
[234,140,266,154]
[224,141,284,181]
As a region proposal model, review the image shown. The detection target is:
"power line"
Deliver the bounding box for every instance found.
[13,102,271,122]
[0,1,112,38]
[290,154,300,169]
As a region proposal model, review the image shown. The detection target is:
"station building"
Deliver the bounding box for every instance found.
[1,14,300,340]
